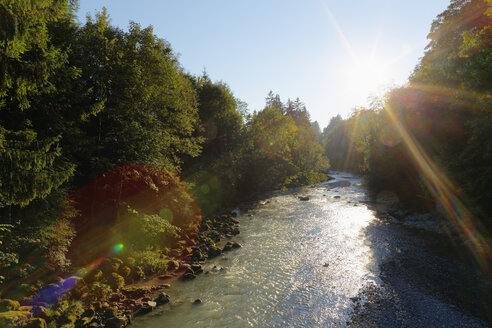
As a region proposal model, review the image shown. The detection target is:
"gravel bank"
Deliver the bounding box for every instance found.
[348,211,491,327]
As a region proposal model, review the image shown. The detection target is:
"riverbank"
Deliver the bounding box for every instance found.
[97,211,244,327]
[348,205,492,327]
[0,209,243,328]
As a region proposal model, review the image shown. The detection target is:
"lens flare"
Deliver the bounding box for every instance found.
[384,101,491,273]
[113,243,124,253]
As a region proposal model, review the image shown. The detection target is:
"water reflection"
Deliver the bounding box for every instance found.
[133,172,379,327]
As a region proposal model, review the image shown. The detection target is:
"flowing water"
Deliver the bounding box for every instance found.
[133,172,380,327]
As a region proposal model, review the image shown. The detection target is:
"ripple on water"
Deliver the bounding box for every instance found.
[133,173,379,328]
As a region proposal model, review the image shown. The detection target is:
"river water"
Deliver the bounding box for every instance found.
[133,172,380,327]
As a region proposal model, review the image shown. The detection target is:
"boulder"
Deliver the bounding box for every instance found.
[298,196,310,201]
[222,242,233,252]
[0,299,20,311]
[0,310,32,327]
[134,303,154,317]
[104,316,127,328]
[192,299,202,305]
[190,264,203,274]
[154,293,170,305]
[24,318,47,328]
[207,245,222,258]
[232,242,242,248]
[181,272,196,281]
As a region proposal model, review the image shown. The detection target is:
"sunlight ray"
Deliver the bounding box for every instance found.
[384,103,491,273]
[319,0,359,64]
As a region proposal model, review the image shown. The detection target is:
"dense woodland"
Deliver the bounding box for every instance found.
[0,1,328,325]
[0,0,491,326]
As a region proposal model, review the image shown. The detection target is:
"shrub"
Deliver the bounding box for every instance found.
[108,273,125,291]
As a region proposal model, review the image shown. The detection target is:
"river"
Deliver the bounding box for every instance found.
[132,172,381,327]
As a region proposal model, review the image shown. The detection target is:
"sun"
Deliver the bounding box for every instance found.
[343,57,392,101]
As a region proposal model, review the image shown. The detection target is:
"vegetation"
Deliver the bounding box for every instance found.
[2,0,490,325]
[0,1,329,326]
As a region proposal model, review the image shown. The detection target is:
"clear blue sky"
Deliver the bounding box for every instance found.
[76,0,450,127]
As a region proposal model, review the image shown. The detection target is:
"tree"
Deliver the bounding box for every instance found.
[322,114,343,138]
[0,0,76,208]
[68,14,201,181]
[265,91,283,110]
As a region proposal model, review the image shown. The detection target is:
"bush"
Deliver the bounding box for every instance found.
[108,273,125,291]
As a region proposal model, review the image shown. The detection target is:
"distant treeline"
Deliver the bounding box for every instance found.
[0,0,328,304]
[322,1,492,251]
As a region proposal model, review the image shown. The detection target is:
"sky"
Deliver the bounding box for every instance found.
[76,0,450,127]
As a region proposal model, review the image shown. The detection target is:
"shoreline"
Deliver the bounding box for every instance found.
[97,210,244,327]
[348,205,492,327]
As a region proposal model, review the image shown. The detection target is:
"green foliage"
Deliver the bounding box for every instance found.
[238,101,329,195]
[85,282,111,303]
[108,273,125,291]
[69,15,201,177]
[0,0,331,311]
[123,207,181,251]
[46,299,84,328]
[132,250,170,275]
[0,0,71,110]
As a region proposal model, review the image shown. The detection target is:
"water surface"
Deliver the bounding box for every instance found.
[133,172,379,327]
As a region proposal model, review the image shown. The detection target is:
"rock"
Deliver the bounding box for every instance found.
[18,306,32,312]
[104,316,127,328]
[134,303,154,317]
[81,308,96,320]
[31,306,48,320]
[334,195,341,199]
[24,318,47,328]
[179,262,191,271]
[298,196,310,201]
[154,293,170,305]
[323,262,330,267]
[192,299,202,305]
[190,264,203,274]
[0,311,32,327]
[181,272,196,281]
[223,242,233,252]
[207,245,222,258]
[0,299,20,311]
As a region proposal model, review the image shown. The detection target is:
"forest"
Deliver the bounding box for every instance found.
[0,0,491,327]
[0,1,328,326]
